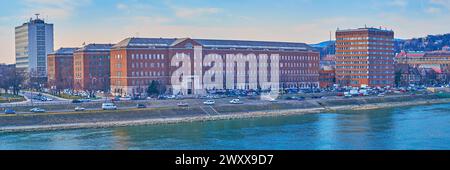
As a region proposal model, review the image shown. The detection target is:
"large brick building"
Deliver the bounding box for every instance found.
[74,44,113,92]
[47,48,78,91]
[110,37,319,97]
[335,27,395,87]
[396,49,450,69]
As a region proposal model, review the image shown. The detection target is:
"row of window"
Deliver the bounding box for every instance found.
[336,37,393,41]
[131,62,165,68]
[336,56,394,60]
[336,47,394,50]
[336,42,394,46]
[281,56,319,61]
[280,62,318,68]
[336,61,368,64]
[336,52,395,55]
[131,71,165,77]
[281,70,318,74]
[132,54,165,60]
[336,66,369,69]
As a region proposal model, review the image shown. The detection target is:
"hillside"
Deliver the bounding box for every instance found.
[312,33,450,57]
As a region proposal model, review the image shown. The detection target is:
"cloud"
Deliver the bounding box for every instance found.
[389,0,408,7]
[429,0,450,9]
[116,3,128,10]
[425,7,442,13]
[173,7,221,19]
[19,0,91,20]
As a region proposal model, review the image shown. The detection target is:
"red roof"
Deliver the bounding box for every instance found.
[396,51,425,58]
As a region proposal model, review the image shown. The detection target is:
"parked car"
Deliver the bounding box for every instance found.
[120,97,132,101]
[102,103,117,110]
[4,109,16,114]
[269,98,278,102]
[79,99,91,102]
[112,97,121,101]
[157,95,167,100]
[30,108,46,113]
[177,102,189,107]
[230,99,243,104]
[72,99,82,103]
[74,107,86,111]
[286,96,298,100]
[136,104,147,108]
[203,100,215,105]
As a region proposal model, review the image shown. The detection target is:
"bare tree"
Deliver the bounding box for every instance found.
[0,66,25,95]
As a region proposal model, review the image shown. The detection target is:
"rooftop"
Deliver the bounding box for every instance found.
[76,43,114,52]
[113,37,314,51]
[336,27,394,33]
[49,48,79,55]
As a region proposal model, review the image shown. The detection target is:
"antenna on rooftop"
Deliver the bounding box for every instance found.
[329,31,332,42]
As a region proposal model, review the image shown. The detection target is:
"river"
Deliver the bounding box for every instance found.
[0,103,449,150]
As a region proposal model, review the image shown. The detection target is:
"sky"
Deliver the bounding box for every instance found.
[1,0,450,64]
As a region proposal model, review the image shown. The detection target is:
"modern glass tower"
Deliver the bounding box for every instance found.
[15,14,54,79]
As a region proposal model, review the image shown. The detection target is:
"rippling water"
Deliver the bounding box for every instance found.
[1,103,449,150]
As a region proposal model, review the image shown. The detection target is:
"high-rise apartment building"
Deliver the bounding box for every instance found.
[15,15,54,79]
[335,28,395,87]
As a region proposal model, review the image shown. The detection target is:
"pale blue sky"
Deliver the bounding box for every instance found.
[1,0,450,64]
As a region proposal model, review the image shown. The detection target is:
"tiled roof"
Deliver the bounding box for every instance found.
[113,37,314,51]
[49,48,79,55]
[76,43,114,52]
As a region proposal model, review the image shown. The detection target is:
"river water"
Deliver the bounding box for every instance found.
[1,103,449,150]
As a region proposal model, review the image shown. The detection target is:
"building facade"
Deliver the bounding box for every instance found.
[74,44,113,92]
[319,66,336,88]
[47,48,78,91]
[15,15,54,79]
[110,38,320,97]
[396,49,450,69]
[335,28,395,87]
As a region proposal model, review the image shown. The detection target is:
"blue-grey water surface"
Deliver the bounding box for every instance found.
[0,103,449,150]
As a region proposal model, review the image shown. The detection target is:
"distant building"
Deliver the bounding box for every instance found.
[395,63,421,86]
[396,47,450,84]
[73,44,113,92]
[47,48,78,91]
[110,37,320,97]
[15,14,54,80]
[320,54,335,69]
[335,27,395,87]
[396,50,450,67]
[319,66,335,88]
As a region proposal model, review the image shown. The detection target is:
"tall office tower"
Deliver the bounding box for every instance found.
[15,14,54,81]
[335,27,395,87]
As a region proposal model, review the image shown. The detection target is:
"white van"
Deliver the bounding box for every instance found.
[102,103,117,110]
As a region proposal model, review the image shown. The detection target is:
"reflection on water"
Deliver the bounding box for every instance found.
[0,103,449,150]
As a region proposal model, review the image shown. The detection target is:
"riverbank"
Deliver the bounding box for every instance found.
[1,94,449,133]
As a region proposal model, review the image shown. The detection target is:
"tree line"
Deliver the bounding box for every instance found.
[0,65,26,96]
